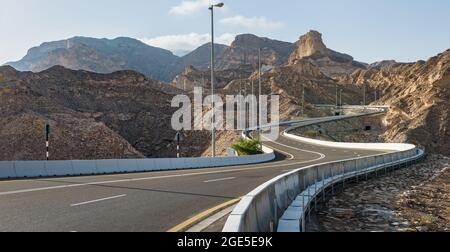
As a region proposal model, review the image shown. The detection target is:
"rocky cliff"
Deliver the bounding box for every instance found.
[217,34,296,70]
[340,50,450,155]
[288,30,367,78]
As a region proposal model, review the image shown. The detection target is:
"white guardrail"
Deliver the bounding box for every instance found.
[0,149,276,180]
[223,108,426,232]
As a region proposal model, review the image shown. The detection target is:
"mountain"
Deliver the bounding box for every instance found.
[6,37,179,82]
[217,34,296,70]
[289,30,367,77]
[172,64,254,91]
[0,65,219,160]
[339,50,450,155]
[222,59,366,120]
[4,34,298,83]
[163,43,229,82]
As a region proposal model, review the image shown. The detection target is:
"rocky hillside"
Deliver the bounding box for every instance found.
[172,65,254,92]
[339,50,450,156]
[222,60,364,120]
[289,30,367,78]
[0,66,218,160]
[163,43,229,82]
[217,34,296,70]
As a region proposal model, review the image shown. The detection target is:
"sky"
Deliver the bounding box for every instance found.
[1,0,449,64]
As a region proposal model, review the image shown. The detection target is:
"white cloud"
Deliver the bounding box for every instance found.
[220,15,284,31]
[140,33,236,55]
[169,0,217,16]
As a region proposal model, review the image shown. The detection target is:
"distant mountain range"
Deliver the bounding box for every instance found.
[4,34,302,82]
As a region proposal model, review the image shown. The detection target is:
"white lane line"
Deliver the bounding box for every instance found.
[70,194,126,207]
[0,135,333,197]
[203,177,236,183]
[262,135,326,161]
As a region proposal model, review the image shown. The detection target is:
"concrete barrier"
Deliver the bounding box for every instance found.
[15,161,48,178]
[223,107,426,232]
[71,160,97,175]
[0,162,16,178]
[45,161,74,177]
[223,148,425,232]
[0,149,276,180]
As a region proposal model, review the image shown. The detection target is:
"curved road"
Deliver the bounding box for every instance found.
[0,125,387,232]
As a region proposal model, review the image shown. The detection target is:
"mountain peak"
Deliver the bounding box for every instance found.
[296,30,328,59]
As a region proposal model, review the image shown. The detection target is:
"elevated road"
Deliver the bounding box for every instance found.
[0,121,387,232]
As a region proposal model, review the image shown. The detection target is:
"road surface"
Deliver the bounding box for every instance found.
[0,125,387,232]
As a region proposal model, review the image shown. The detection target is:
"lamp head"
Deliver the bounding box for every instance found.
[210,2,224,9]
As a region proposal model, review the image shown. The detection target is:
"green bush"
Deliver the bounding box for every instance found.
[231,138,263,156]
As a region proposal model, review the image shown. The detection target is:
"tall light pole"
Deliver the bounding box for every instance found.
[340,89,344,115]
[209,2,224,157]
[258,48,262,145]
[302,83,305,118]
[363,84,366,106]
[335,83,339,107]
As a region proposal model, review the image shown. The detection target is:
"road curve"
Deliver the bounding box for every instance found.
[0,123,387,232]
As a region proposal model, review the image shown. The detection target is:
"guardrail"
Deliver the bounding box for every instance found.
[0,149,276,179]
[223,108,425,232]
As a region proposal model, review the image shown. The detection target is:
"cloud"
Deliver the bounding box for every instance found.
[169,0,217,16]
[220,15,284,31]
[141,33,236,56]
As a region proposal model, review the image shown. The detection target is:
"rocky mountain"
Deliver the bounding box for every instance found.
[172,64,254,92]
[217,34,296,70]
[0,65,217,160]
[6,37,179,82]
[222,60,365,120]
[339,50,450,155]
[163,43,229,82]
[289,30,367,78]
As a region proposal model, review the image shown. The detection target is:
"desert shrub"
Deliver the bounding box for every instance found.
[231,138,263,156]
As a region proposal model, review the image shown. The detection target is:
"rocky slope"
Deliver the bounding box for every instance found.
[172,65,254,92]
[0,66,220,160]
[217,34,296,70]
[222,60,364,120]
[339,50,450,156]
[289,30,367,78]
[163,43,229,82]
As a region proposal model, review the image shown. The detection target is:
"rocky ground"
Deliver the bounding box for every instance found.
[308,155,449,232]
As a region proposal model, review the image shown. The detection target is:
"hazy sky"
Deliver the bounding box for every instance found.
[1,0,449,64]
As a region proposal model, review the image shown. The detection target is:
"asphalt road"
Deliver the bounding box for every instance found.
[0,126,387,232]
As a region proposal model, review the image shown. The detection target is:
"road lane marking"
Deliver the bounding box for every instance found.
[262,135,326,161]
[168,197,242,232]
[70,194,126,207]
[204,177,236,183]
[0,155,331,197]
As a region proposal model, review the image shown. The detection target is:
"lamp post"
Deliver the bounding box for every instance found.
[302,83,305,118]
[258,48,262,146]
[335,83,339,107]
[209,2,224,157]
[340,89,344,115]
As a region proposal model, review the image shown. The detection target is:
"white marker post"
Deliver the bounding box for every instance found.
[45,124,50,161]
[175,131,182,158]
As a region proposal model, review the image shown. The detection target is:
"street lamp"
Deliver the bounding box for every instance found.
[209,2,224,157]
[340,89,344,115]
